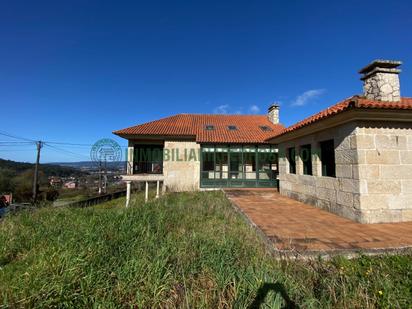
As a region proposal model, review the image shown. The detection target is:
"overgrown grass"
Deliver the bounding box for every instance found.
[1,191,411,308]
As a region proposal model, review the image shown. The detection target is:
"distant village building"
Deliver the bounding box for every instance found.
[114,59,412,223]
[64,181,77,189]
[49,177,63,188]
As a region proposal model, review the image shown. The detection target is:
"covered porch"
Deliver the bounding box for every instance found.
[122,142,166,206]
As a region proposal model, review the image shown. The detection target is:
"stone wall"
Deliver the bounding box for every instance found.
[163,140,200,191]
[278,122,363,222]
[363,72,401,102]
[278,121,412,223]
[354,121,412,223]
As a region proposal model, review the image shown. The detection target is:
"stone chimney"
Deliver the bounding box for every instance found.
[359,59,402,102]
[268,103,280,124]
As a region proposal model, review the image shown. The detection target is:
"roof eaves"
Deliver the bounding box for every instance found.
[267,96,357,139]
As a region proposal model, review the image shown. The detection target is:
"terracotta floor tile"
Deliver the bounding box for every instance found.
[225,189,412,254]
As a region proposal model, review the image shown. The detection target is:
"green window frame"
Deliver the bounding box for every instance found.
[300,144,312,175]
[200,144,278,188]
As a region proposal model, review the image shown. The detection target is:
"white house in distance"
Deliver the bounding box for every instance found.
[114,59,412,224]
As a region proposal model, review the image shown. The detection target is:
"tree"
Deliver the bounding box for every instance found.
[0,168,16,193]
[11,170,48,203]
[11,170,34,202]
[46,188,59,202]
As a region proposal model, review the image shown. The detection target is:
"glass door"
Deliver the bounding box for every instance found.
[243,146,257,187]
[215,146,229,187]
[257,146,278,187]
[229,146,243,187]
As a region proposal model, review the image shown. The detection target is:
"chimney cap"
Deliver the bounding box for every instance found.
[359,59,402,75]
[268,103,280,111]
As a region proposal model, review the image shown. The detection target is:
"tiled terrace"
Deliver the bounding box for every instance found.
[224,189,412,257]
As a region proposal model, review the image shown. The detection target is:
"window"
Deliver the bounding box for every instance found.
[300,144,312,175]
[133,144,164,174]
[202,147,215,172]
[243,147,257,179]
[287,147,296,174]
[320,140,335,177]
[200,145,278,188]
[258,146,277,181]
[227,125,238,131]
[259,125,272,132]
[229,146,243,179]
[205,125,215,131]
[215,147,229,180]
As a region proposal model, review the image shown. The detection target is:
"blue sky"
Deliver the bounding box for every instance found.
[1,0,411,162]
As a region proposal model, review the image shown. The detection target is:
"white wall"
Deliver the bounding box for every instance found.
[163,141,200,191]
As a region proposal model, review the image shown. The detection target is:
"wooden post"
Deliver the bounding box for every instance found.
[156,180,160,199]
[126,181,131,208]
[32,141,43,204]
[145,181,149,202]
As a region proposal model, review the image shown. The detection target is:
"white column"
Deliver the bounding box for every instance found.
[162,181,166,195]
[145,181,149,202]
[156,180,160,198]
[125,181,131,208]
[127,143,134,175]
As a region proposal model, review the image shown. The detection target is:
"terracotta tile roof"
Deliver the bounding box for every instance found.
[113,114,285,144]
[272,96,412,138]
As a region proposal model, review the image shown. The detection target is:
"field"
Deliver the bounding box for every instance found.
[1,191,412,308]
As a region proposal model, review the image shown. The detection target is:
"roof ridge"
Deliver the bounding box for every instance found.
[268,95,412,140]
[178,113,267,116]
[113,113,284,143]
[284,95,357,127]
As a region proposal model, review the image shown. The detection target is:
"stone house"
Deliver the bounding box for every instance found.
[114,59,412,223]
[268,60,412,223]
[113,110,284,201]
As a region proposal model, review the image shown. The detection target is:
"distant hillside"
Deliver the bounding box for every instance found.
[0,158,88,178]
[0,158,90,201]
[55,161,126,171]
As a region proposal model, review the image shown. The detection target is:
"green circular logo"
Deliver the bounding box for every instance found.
[90,138,122,163]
